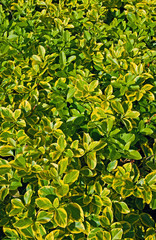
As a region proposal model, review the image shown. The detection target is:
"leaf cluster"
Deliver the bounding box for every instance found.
[0,0,156,239]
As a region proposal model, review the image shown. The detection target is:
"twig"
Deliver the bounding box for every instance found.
[146,114,156,124]
[120,158,135,163]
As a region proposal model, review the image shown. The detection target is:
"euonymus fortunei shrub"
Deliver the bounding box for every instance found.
[0,0,156,239]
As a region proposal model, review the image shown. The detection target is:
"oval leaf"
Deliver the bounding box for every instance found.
[111,101,124,114]
[63,170,79,184]
[13,218,33,229]
[35,197,53,210]
[54,208,67,228]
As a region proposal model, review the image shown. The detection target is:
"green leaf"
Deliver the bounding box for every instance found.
[63,170,79,184]
[128,150,142,160]
[92,140,107,151]
[71,140,79,150]
[38,45,46,59]
[67,203,84,221]
[101,196,112,207]
[120,221,131,234]
[107,118,114,133]
[140,213,155,228]
[32,55,42,62]
[19,226,35,238]
[125,111,140,118]
[95,182,102,195]
[38,186,55,197]
[103,175,114,184]
[142,185,152,204]
[45,231,54,240]
[10,155,26,169]
[145,171,156,186]
[16,119,26,127]
[68,55,76,63]
[54,208,67,228]
[101,188,111,197]
[111,228,123,240]
[0,0,156,236]
[88,141,100,151]
[99,216,111,227]
[142,84,153,91]
[9,208,22,216]
[0,187,9,201]
[19,100,31,112]
[3,228,19,238]
[11,198,25,209]
[88,228,104,239]
[59,51,66,69]
[14,109,21,119]
[0,146,14,157]
[57,135,67,152]
[111,101,124,114]
[84,30,91,41]
[86,151,97,170]
[8,137,16,147]
[103,231,111,240]
[114,201,130,214]
[81,167,94,177]
[0,107,14,120]
[53,198,59,208]
[67,86,75,100]
[105,85,113,96]
[108,56,119,66]
[13,218,33,229]
[37,211,53,223]
[92,195,103,207]
[24,189,33,205]
[150,192,156,210]
[83,133,91,146]
[140,128,153,135]
[8,33,18,40]
[107,160,118,172]
[35,197,53,210]
[58,157,68,175]
[50,151,61,161]
[48,229,65,239]
[88,80,99,92]
[0,164,11,174]
[67,221,85,233]
[55,184,69,197]
[103,207,113,223]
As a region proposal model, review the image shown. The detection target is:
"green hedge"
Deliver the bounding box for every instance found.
[0,0,156,239]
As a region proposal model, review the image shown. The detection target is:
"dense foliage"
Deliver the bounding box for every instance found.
[0,0,156,239]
